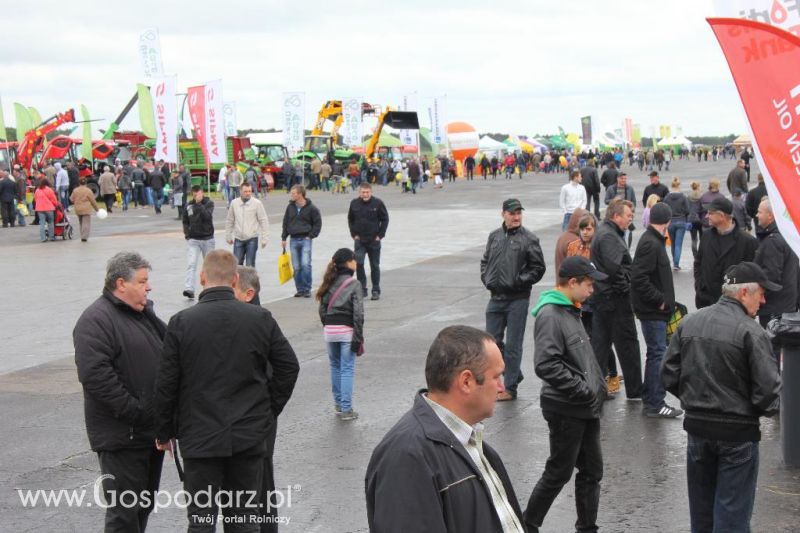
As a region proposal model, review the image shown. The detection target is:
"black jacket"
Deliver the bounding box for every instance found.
[182,196,215,240]
[131,167,146,186]
[642,182,669,207]
[745,183,767,220]
[348,196,389,242]
[74,291,166,451]
[600,167,618,189]
[0,176,16,203]
[319,273,365,345]
[755,222,799,317]
[580,166,600,193]
[365,392,524,533]
[591,219,632,301]
[153,287,299,459]
[480,224,546,300]
[662,192,690,221]
[632,226,675,321]
[149,168,166,190]
[727,167,749,195]
[533,297,606,419]
[281,199,321,240]
[693,223,758,308]
[662,296,781,441]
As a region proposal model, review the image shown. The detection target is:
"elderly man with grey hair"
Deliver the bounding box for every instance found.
[73,251,167,532]
[662,261,781,533]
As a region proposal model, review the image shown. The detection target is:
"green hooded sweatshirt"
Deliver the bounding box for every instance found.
[531,288,577,317]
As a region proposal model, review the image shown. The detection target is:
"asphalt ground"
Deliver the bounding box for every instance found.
[0,154,798,532]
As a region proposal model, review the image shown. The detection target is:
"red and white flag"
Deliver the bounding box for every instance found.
[204,80,227,164]
[187,85,208,166]
[708,17,800,255]
[151,75,177,163]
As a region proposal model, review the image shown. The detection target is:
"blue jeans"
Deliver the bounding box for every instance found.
[122,189,131,210]
[668,222,686,268]
[152,189,163,212]
[640,319,667,410]
[144,186,153,206]
[687,434,759,533]
[228,186,240,204]
[38,211,54,241]
[561,212,572,231]
[58,187,70,209]
[185,238,215,292]
[327,341,356,411]
[485,297,529,395]
[233,237,259,267]
[290,237,313,293]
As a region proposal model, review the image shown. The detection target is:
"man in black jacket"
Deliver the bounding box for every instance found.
[149,162,166,214]
[0,170,16,227]
[642,171,669,207]
[154,250,299,532]
[480,198,546,400]
[727,159,749,196]
[631,203,682,418]
[74,251,166,532]
[182,185,215,300]
[366,325,525,533]
[599,161,618,190]
[591,198,643,398]
[524,256,607,533]
[694,197,758,308]
[348,182,389,300]
[580,160,600,218]
[662,262,781,532]
[280,185,322,297]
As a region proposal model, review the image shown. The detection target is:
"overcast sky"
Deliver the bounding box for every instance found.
[2,0,745,138]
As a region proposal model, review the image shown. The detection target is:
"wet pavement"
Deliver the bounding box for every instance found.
[1,156,798,532]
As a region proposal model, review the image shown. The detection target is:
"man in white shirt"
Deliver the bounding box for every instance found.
[559,170,587,231]
[225,183,269,267]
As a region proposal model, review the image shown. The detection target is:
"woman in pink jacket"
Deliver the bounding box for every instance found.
[34,178,59,242]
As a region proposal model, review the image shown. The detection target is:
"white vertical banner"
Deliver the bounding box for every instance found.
[427,95,448,146]
[282,92,305,151]
[150,75,178,163]
[223,102,238,137]
[400,93,418,146]
[204,79,227,164]
[341,97,362,147]
[138,28,165,78]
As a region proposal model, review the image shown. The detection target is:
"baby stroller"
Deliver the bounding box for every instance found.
[51,204,74,240]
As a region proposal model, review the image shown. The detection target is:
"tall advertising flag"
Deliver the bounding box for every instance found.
[80,105,93,162]
[580,116,592,145]
[282,92,305,151]
[341,97,363,147]
[428,95,447,146]
[151,75,178,163]
[708,17,800,255]
[139,28,165,78]
[714,0,800,35]
[137,83,157,139]
[0,96,6,141]
[623,118,634,144]
[632,124,642,147]
[223,102,238,137]
[187,85,209,165]
[14,103,32,141]
[400,93,418,147]
[659,125,672,139]
[204,80,227,164]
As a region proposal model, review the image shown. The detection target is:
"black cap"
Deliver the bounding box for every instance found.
[648,171,659,177]
[559,256,608,281]
[707,196,733,215]
[502,198,524,212]
[723,262,782,291]
[650,202,672,225]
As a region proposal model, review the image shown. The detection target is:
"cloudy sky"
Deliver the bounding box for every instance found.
[2,0,747,137]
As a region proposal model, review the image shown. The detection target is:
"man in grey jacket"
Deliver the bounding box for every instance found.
[225,183,269,267]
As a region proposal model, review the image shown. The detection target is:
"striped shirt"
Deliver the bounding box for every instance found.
[323,324,353,343]
[423,395,524,533]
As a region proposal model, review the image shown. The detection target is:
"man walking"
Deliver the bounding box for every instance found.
[580,160,601,218]
[642,171,669,207]
[0,170,16,228]
[694,197,758,309]
[559,170,587,231]
[55,162,70,210]
[366,325,525,533]
[182,185,215,300]
[132,162,146,208]
[149,162,166,214]
[524,256,607,533]
[154,250,299,532]
[727,159,749,195]
[228,164,243,203]
[662,262,781,532]
[604,173,637,248]
[481,198,546,401]
[631,202,683,418]
[225,182,270,267]
[74,252,166,532]
[98,166,117,214]
[281,185,322,298]
[348,182,389,300]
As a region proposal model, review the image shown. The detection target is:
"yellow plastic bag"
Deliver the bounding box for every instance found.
[115,191,122,204]
[278,250,294,285]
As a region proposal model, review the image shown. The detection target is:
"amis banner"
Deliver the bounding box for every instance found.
[580,116,592,145]
[708,17,800,255]
[187,85,209,165]
[341,97,363,147]
[139,28,165,78]
[715,0,800,35]
[204,80,227,164]
[282,92,305,151]
[151,76,178,163]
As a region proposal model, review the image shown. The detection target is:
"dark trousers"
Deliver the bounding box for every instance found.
[103,194,115,213]
[687,434,759,533]
[585,191,600,218]
[234,237,259,267]
[524,411,602,533]
[97,447,164,533]
[591,296,643,397]
[485,297,529,395]
[466,167,474,179]
[354,239,381,295]
[1,201,15,227]
[260,422,278,533]
[183,448,264,533]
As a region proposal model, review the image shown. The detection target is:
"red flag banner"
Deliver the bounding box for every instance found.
[708,17,800,255]
[187,85,209,167]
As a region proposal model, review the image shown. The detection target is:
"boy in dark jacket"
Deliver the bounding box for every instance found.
[182,185,215,299]
[524,256,607,533]
[281,185,322,297]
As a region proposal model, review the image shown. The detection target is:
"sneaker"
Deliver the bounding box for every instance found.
[371,293,380,301]
[646,404,684,418]
[607,376,621,395]
[293,292,303,297]
[339,410,358,421]
[182,290,195,299]
[362,289,368,298]
[303,292,311,298]
[334,405,342,414]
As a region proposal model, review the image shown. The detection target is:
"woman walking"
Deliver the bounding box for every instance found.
[663,177,690,270]
[34,178,59,242]
[317,248,364,421]
[687,181,703,258]
[69,177,99,241]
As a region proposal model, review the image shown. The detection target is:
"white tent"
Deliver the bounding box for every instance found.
[657,137,678,146]
[479,135,510,154]
[672,135,693,148]
[732,134,752,146]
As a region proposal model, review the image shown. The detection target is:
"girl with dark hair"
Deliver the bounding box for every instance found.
[317,248,364,421]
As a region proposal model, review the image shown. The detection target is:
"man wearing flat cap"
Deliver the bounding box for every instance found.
[662,261,781,532]
[693,196,757,308]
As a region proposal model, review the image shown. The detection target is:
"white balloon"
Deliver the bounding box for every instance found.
[96,209,108,219]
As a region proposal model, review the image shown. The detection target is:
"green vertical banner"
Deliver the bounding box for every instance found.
[0,96,6,141]
[14,103,32,140]
[80,105,93,161]
[137,83,157,138]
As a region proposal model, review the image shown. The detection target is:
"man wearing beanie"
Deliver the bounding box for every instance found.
[632,202,683,418]
[694,196,758,308]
